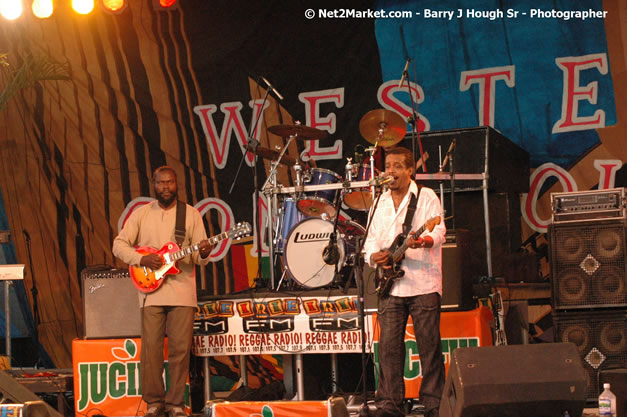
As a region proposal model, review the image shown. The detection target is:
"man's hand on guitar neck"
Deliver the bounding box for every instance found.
[140,253,163,270]
[407,235,434,249]
[198,239,214,258]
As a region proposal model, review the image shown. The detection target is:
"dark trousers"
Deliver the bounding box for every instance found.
[375,293,445,417]
[140,306,194,410]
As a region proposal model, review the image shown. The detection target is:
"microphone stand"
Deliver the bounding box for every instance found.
[351,185,385,417]
[323,189,344,286]
[402,64,426,173]
[24,231,42,367]
[228,84,272,289]
[439,139,456,231]
[448,145,456,231]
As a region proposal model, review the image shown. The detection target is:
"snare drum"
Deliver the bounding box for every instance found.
[344,164,377,211]
[297,168,342,218]
[283,217,365,288]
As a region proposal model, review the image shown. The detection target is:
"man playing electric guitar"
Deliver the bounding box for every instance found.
[364,147,446,417]
[113,166,214,417]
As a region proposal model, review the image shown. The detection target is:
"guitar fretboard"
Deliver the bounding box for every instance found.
[393,224,426,261]
[209,231,229,245]
[171,244,200,261]
[169,230,231,262]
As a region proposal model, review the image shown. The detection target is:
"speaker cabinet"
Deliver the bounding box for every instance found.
[81,267,141,339]
[441,230,473,310]
[554,310,627,400]
[446,192,523,279]
[440,343,587,417]
[549,219,627,309]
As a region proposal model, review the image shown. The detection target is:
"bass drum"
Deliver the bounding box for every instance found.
[283,217,365,288]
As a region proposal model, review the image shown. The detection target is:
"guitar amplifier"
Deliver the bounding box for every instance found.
[81,266,142,339]
[551,188,625,223]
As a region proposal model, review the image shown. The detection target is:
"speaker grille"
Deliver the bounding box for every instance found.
[554,310,627,400]
[550,220,627,309]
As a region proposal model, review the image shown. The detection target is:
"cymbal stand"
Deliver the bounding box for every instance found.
[261,134,297,191]
[345,157,354,182]
[262,135,297,290]
[365,139,379,203]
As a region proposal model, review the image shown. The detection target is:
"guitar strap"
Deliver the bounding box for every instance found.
[402,186,421,236]
[174,200,187,246]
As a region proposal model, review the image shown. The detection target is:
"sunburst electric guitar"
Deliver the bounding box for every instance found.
[130,222,251,293]
[375,216,441,297]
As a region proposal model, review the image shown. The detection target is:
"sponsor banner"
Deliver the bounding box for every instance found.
[193,295,374,356]
[72,338,191,417]
[0,405,23,417]
[211,400,329,417]
[373,306,494,398]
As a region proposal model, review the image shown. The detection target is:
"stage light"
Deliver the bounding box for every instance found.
[32,0,53,18]
[158,0,176,8]
[102,0,124,13]
[0,0,23,20]
[72,0,93,14]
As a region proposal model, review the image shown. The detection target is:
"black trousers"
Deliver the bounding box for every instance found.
[375,292,445,417]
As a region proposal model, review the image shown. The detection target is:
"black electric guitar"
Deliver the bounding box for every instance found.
[375,216,441,297]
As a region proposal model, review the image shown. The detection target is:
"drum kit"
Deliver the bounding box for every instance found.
[256,110,407,290]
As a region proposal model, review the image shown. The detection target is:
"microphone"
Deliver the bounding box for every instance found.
[440,138,456,171]
[398,58,411,88]
[369,175,394,186]
[261,76,284,101]
[23,229,30,241]
[322,243,340,265]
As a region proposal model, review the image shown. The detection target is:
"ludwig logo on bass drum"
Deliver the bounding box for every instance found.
[293,231,332,243]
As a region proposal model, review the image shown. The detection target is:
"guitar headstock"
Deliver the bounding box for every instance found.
[425,216,441,232]
[228,222,252,240]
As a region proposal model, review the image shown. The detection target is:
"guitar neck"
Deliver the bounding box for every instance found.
[169,231,230,262]
[392,224,426,261]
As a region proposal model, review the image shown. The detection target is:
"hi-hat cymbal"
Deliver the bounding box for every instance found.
[268,124,329,140]
[359,109,406,147]
[253,146,296,166]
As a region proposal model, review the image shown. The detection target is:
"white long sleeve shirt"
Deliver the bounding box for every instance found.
[364,181,446,297]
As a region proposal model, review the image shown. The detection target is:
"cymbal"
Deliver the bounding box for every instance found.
[253,146,296,166]
[268,124,329,140]
[359,109,406,147]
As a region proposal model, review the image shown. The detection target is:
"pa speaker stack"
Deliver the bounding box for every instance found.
[549,188,626,401]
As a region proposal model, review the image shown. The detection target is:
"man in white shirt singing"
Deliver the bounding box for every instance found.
[364,147,446,417]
